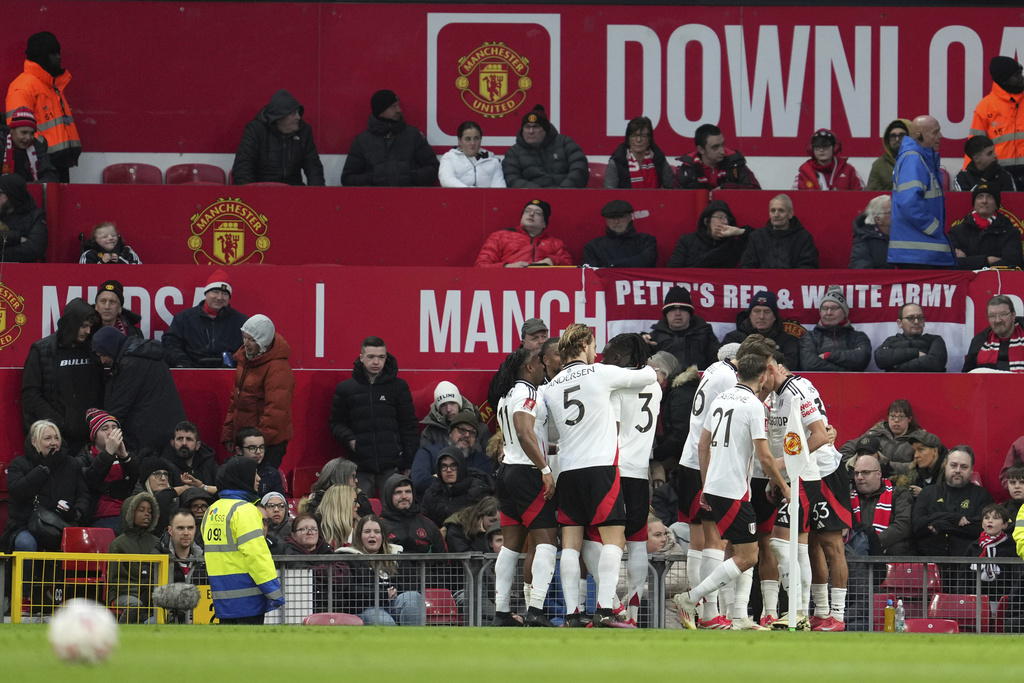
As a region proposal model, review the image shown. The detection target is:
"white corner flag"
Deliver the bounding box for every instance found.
[781,397,819,630]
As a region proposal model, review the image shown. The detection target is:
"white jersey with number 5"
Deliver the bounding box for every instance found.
[497,380,548,467]
[610,381,663,480]
[546,361,658,472]
[767,374,841,479]
[681,360,737,469]
[701,384,768,500]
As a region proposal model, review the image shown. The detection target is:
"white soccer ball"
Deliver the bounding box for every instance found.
[47,598,119,664]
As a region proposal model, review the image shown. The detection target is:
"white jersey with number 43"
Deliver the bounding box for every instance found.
[701,383,768,500]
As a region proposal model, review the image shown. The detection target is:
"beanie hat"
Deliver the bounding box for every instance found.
[521,318,548,337]
[521,105,551,132]
[86,408,118,443]
[139,457,174,484]
[92,325,128,358]
[8,107,37,131]
[989,56,1021,83]
[97,279,125,306]
[523,199,551,225]
[26,31,60,63]
[0,173,31,209]
[261,491,287,507]
[240,314,275,354]
[973,182,1001,208]
[964,135,994,160]
[819,285,849,319]
[204,269,231,296]
[370,89,399,118]
[749,290,780,318]
[450,411,478,430]
[601,199,634,218]
[718,343,741,362]
[433,381,463,409]
[662,286,695,315]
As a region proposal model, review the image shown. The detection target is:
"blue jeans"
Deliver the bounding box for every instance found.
[359,591,425,626]
[14,530,38,551]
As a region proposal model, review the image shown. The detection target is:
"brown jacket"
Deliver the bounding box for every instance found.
[222,333,295,446]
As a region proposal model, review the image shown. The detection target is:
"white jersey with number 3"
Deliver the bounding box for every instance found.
[701,384,768,500]
[497,380,548,467]
[681,360,737,469]
[611,381,663,480]
[546,361,658,472]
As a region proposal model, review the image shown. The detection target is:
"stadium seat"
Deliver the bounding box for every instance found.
[301,612,363,626]
[102,163,163,184]
[994,594,1015,633]
[287,498,300,516]
[246,181,290,187]
[928,593,991,633]
[369,498,382,516]
[61,527,117,603]
[290,466,320,498]
[165,163,227,185]
[588,162,607,188]
[279,468,290,496]
[970,472,982,486]
[904,618,959,633]
[424,588,462,625]
[881,562,941,601]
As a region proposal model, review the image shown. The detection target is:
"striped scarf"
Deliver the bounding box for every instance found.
[850,479,893,534]
[627,150,659,188]
[972,532,1007,582]
[975,323,1024,373]
[2,133,38,181]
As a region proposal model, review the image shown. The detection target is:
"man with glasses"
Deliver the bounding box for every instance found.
[799,285,871,372]
[874,303,948,372]
[421,446,493,527]
[234,426,284,497]
[849,454,914,555]
[474,199,573,267]
[501,105,589,189]
[412,411,493,496]
[964,294,1024,372]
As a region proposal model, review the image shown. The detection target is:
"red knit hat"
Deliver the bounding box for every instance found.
[86,408,118,443]
[9,107,36,131]
[204,268,231,296]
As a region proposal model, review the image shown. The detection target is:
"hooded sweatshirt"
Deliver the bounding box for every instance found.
[231,89,325,186]
[667,200,751,268]
[420,447,492,527]
[379,473,447,555]
[108,491,162,603]
[866,119,911,191]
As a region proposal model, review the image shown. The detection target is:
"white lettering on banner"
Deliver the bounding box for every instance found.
[814,26,871,137]
[726,25,808,137]
[502,290,536,352]
[421,290,461,353]
[315,283,325,358]
[607,25,662,134]
[929,26,984,139]
[42,285,179,340]
[466,291,498,353]
[665,24,721,137]
[154,287,183,342]
[998,28,1024,64]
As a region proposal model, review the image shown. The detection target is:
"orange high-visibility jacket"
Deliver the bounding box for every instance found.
[6,60,82,168]
[968,82,1024,169]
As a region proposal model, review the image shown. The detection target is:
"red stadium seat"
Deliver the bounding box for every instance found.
[424,588,461,625]
[994,594,1012,633]
[61,527,116,603]
[290,466,320,498]
[302,612,363,626]
[904,618,959,633]
[881,562,941,601]
[928,593,991,633]
[286,498,300,517]
[369,498,382,516]
[102,163,163,184]
[588,161,607,188]
[165,163,227,185]
[970,472,982,486]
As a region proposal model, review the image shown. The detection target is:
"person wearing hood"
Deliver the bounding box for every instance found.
[793,129,864,191]
[865,119,910,191]
[1,107,58,183]
[419,380,491,448]
[438,120,505,188]
[341,89,438,186]
[848,195,893,269]
[501,105,589,188]
[954,135,1017,193]
[329,336,419,497]
[0,172,47,262]
[79,221,142,265]
[93,279,143,340]
[203,457,284,624]
[93,325,187,452]
[948,183,1023,270]
[643,285,720,372]
[582,199,658,268]
[722,290,801,370]
[969,56,1024,189]
[5,31,81,181]
[75,408,139,533]
[232,89,324,186]
[379,473,447,555]
[162,270,248,368]
[667,199,751,269]
[799,286,871,372]
[221,314,295,470]
[475,198,573,267]
[604,116,674,189]
[412,410,493,496]
[107,491,161,622]
[420,446,493,527]
[739,194,819,269]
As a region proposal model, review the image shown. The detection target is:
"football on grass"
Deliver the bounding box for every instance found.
[47,599,119,664]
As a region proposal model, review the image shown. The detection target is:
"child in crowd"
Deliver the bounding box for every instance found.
[966,503,1018,610]
[80,221,142,264]
[1004,464,1024,520]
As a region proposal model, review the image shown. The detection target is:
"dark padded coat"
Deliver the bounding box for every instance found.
[649,315,720,372]
[420,448,493,527]
[379,474,448,555]
[581,222,658,268]
[799,322,871,372]
[341,116,438,187]
[161,302,248,368]
[232,89,325,186]
[668,200,751,269]
[874,333,947,372]
[0,174,47,262]
[502,124,589,189]
[948,211,1024,270]
[912,481,993,556]
[739,216,819,269]
[848,213,892,269]
[722,311,801,370]
[104,337,187,452]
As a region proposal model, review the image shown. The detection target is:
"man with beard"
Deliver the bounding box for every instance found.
[963,295,1024,373]
[341,89,438,186]
[380,473,447,554]
[913,446,993,557]
[411,411,493,496]
[162,420,219,495]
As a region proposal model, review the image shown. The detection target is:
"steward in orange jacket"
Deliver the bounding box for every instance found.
[968,56,1024,187]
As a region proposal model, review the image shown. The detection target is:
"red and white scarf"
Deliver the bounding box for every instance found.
[972,532,1007,581]
[627,150,659,188]
[975,323,1024,373]
[2,133,38,181]
[972,211,993,230]
[850,479,893,534]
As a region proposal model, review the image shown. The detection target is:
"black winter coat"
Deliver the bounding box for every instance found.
[649,316,720,371]
[161,302,248,368]
[502,125,589,188]
[652,367,698,464]
[329,354,419,472]
[1,126,58,183]
[739,217,819,269]
[848,213,892,269]
[341,116,438,187]
[963,316,1024,372]
[443,522,490,553]
[0,189,47,262]
[380,475,448,555]
[581,223,658,268]
[912,481,993,556]
[874,333,947,372]
[232,90,325,186]
[161,442,220,488]
[75,443,141,518]
[105,337,187,452]
[722,311,801,370]
[420,449,492,527]
[953,161,1017,193]
[948,212,1024,270]
[799,322,871,372]
[667,200,751,269]
[604,142,674,189]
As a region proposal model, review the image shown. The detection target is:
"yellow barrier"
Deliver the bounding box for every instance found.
[11,551,170,624]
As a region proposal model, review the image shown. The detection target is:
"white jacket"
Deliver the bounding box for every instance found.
[438,148,506,188]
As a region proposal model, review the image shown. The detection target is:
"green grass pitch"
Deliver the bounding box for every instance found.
[1,625,1021,681]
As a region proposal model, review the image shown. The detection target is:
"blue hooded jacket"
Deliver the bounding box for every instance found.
[888,135,955,266]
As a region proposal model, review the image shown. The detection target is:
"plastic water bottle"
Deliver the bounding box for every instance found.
[895,599,906,633]
[883,599,895,632]
[222,351,236,368]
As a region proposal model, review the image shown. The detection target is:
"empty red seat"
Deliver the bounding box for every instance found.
[62,527,116,576]
[165,163,226,185]
[904,618,959,633]
[881,562,941,601]
[929,593,991,633]
[369,498,382,516]
[102,163,162,184]
[424,588,461,625]
[588,161,607,188]
[290,466,320,499]
[302,612,363,626]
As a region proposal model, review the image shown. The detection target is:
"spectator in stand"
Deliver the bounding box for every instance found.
[232,89,324,186]
[888,115,955,269]
[954,135,1017,193]
[520,318,549,352]
[604,116,674,189]
[793,129,864,191]
[412,411,493,497]
[642,285,720,372]
[162,270,247,368]
[94,280,142,339]
[107,491,161,623]
[318,484,360,548]
[342,89,438,187]
[1003,464,1024,519]
[666,199,751,269]
[443,496,500,552]
[6,31,81,182]
[848,195,893,269]
[133,457,179,534]
[283,511,351,612]
[969,56,1024,189]
[894,430,946,497]
[963,294,1024,373]
[674,123,760,190]
[342,514,427,626]
[419,381,490,448]
[648,351,690,472]
[912,445,993,556]
[21,297,103,454]
[1,108,57,182]
[421,446,493,528]
[76,408,139,533]
[739,194,818,269]
[222,314,294,470]
[180,488,215,545]
[838,400,922,476]
[502,105,588,189]
[865,119,910,191]
[1000,441,1024,489]
[799,286,871,372]
[379,473,447,555]
[93,325,187,452]
[303,458,374,519]
[474,199,572,267]
[439,121,505,188]
[874,303,947,372]
[964,504,1019,600]
[722,290,800,370]
[949,183,1023,270]
[234,427,284,498]
[162,508,207,587]
[80,222,142,265]
[284,512,329,554]
[162,420,219,496]
[582,199,657,268]
[0,173,46,262]
[849,454,914,555]
[260,491,292,544]
[329,336,418,497]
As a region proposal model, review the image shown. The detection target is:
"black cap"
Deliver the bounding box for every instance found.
[906,430,943,449]
[854,435,881,455]
[97,280,125,306]
[973,182,1001,208]
[601,199,634,218]
[523,199,551,225]
[990,56,1022,83]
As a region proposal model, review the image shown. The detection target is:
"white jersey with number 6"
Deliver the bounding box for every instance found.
[546,361,658,473]
[610,380,663,480]
[681,360,737,469]
[701,384,768,500]
[497,380,549,467]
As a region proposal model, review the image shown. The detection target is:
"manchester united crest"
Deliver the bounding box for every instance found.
[456,42,532,118]
[0,281,27,350]
[188,198,270,265]
[783,431,803,456]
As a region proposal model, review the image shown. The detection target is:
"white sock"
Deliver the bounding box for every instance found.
[581,540,603,596]
[686,549,703,590]
[560,549,581,615]
[798,543,811,616]
[690,558,742,604]
[769,538,791,589]
[578,578,589,612]
[494,547,521,613]
[761,580,780,619]
[523,582,532,605]
[597,545,624,610]
[700,548,724,620]
[730,568,753,620]
[528,544,557,610]
[830,587,847,622]
[626,540,647,621]
[719,578,736,619]
[811,583,829,618]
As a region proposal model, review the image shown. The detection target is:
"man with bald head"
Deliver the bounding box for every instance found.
[888,115,955,268]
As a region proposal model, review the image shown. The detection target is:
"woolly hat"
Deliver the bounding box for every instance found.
[522,199,551,225]
[433,381,463,409]
[521,318,548,336]
[819,285,849,319]
[204,269,231,296]
[8,107,36,131]
[370,89,399,118]
[0,173,31,209]
[973,182,1001,208]
[662,286,694,315]
[718,343,741,362]
[86,408,118,443]
[601,199,633,218]
[139,457,174,484]
[964,135,994,160]
[97,279,125,306]
[521,105,551,132]
[989,56,1021,83]
[92,325,128,359]
[749,290,779,318]
[240,314,275,354]
[26,31,60,63]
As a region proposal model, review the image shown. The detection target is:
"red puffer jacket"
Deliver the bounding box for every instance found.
[474,225,573,267]
[794,156,864,190]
